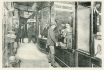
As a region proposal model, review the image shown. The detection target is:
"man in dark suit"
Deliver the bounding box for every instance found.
[20,24,25,43]
[43,24,49,38]
[27,24,33,43]
[47,22,58,67]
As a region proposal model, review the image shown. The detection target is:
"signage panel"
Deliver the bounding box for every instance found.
[54,2,75,12]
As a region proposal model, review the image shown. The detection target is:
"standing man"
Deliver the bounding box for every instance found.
[27,24,33,43]
[43,24,49,38]
[20,24,25,43]
[32,23,37,43]
[47,22,58,67]
[15,26,20,47]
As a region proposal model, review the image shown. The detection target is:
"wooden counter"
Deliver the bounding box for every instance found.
[37,37,102,67]
[37,38,75,67]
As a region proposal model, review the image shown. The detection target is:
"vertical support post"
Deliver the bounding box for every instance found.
[36,8,39,42]
[38,11,40,36]
[36,11,39,36]
[50,1,51,26]
[72,2,77,50]
[74,2,78,67]
[90,2,94,57]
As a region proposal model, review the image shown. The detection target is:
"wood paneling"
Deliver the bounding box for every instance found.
[55,47,75,67]
[37,38,101,67]
[91,57,102,67]
[78,52,91,67]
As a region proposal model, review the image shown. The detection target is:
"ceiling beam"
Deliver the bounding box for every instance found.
[14,7,34,12]
[14,2,34,7]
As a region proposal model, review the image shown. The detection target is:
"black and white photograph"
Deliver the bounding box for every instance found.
[2,1,102,68]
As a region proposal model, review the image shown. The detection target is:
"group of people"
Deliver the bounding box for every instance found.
[13,20,72,67]
[15,23,25,45]
[59,22,72,49]
[45,20,72,67]
[15,23,37,45]
[27,23,37,43]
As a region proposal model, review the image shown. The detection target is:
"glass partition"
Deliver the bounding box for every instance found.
[39,7,50,38]
[54,2,75,49]
[77,4,91,53]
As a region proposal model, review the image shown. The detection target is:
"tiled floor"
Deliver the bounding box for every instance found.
[16,40,60,68]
